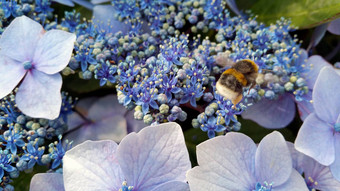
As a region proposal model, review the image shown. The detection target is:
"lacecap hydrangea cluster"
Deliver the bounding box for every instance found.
[0,0,309,140]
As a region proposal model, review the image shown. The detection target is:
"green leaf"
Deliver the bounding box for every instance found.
[239,117,296,143]
[250,0,340,29]
[12,165,49,191]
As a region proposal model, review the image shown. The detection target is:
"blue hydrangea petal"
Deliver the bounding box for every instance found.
[88,95,126,120]
[328,18,340,35]
[33,30,76,75]
[241,94,296,129]
[273,170,308,191]
[0,16,43,62]
[296,91,313,121]
[187,132,257,190]
[91,0,109,4]
[117,122,191,191]
[52,0,75,6]
[226,0,240,15]
[308,24,328,49]
[30,173,65,191]
[286,142,305,174]
[16,71,62,120]
[330,135,340,181]
[0,56,26,99]
[64,115,127,146]
[255,131,292,187]
[0,169,4,179]
[92,5,130,34]
[313,66,340,123]
[150,181,189,191]
[63,140,124,190]
[304,56,331,89]
[66,112,86,131]
[72,0,94,10]
[295,113,335,166]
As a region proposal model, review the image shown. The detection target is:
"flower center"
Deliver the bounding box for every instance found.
[334,123,340,132]
[119,181,133,191]
[23,61,33,70]
[306,176,318,190]
[253,182,273,191]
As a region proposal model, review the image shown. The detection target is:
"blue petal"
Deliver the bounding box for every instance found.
[190,96,197,107]
[0,169,4,179]
[28,160,36,169]
[241,94,296,129]
[52,0,75,6]
[149,100,159,110]
[307,23,328,50]
[328,18,340,35]
[179,96,190,104]
[226,0,240,15]
[4,165,15,172]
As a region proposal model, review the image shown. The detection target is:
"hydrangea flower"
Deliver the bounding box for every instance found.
[287,142,340,190]
[30,173,64,191]
[242,50,331,128]
[187,131,308,190]
[295,66,340,181]
[65,95,131,146]
[30,122,191,191]
[0,16,76,120]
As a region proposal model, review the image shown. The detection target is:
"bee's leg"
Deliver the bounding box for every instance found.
[232,94,243,109]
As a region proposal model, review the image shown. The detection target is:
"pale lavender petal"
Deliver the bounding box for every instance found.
[226,0,240,15]
[0,56,26,99]
[74,97,98,117]
[33,30,76,74]
[91,0,109,4]
[295,113,335,166]
[286,142,305,174]
[296,91,313,121]
[73,0,94,10]
[16,70,62,120]
[241,94,296,129]
[66,112,85,131]
[88,95,126,121]
[274,170,308,191]
[0,16,44,62]
[330,134,340,181]
[313,66,340,123]
[255,131,292,186]
[302,151,340,190]
[117,122,191,191]
[304,55,331,89]
[187,132,257,191]
[307,23,328,50]
[92,5,130,34]
[30,173,64,191]
[52,0,74,6]
[64,115,127,146]
[63,140,124,190]
[328,18,340,35]
[150,181,189,191]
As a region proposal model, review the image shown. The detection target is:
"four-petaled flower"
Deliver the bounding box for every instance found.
[0,16,76,119]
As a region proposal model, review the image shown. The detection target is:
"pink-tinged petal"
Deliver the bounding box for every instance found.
[66,97,97,131]
[33,30,76,74]
[313,66,340,123]
[150,181,189,191]
[117,122,191,191]
[255,131,292,186]
[187,132,257,191]
[295,113,335,165]
[328,18,340,35]
[241,95,296,129]
[92,5,130,34]
[330,134,340,181]
[303,154,340,190]
[88,95,126,121]
[64,115,127,146]
[16,70,62,120]
[274,170,308,191]
[304,56,332,89]
[296,91,314,121]
[30,173,64,191]
[0,56,26,99]
[63,140,124,191]
[0,16,44,62]
[52,0,74,6]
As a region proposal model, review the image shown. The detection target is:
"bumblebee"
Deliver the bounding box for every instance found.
[216,59,258,108]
